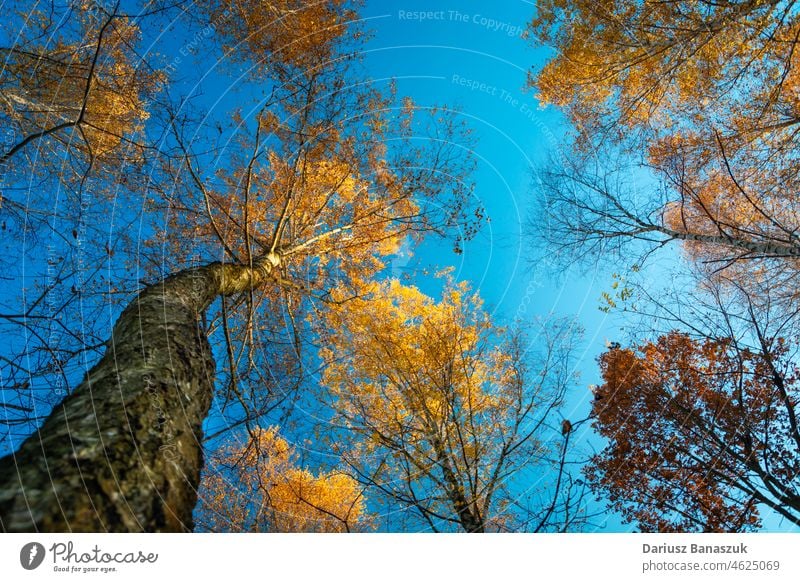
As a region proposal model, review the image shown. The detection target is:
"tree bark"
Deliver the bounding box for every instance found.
[430,435,484,533]
[0,257,279,532]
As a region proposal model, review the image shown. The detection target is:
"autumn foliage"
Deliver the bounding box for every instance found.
[528,1,800,531]
[1,1,160,162]
[589,333,800,531]
[528,0,800,286]
[210,0,357,72]
[0,0,485,533]
[157,0,477,440]
[198,427,368,532]
[531,0,800,144]
[320,279,578,532]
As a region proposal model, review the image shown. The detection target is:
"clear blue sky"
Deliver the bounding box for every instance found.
[166,0,627,531]
[358,0,620,499]
[197,0,628,531]
[357,1,620,380]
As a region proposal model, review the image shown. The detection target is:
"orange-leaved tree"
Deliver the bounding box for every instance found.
[528,0,800,298]
[588,332,800,531]
[319,279,584,532]
[527,0,800,531]
[197,427,369,532]
[0,0,160,167]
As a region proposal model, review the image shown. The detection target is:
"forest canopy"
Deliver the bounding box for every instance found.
[0,0,797,534]
[0,0,583,533]
[527,0,800,530]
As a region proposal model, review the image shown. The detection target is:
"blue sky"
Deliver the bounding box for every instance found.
[345,1,798,532]
[356,0,618,457]
[193,0,626,531]
[336,0,627,530]
[42,0,627,530]
[5,0,796,533]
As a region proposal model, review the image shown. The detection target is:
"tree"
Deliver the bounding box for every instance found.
[319,279,586,532]
[197,426,368,532]
[1,0,160,166]
[530,1,800,142]
[527,1,800,531]
[0,0,477,531]
[527,0,800,292]
[588,331,800,532]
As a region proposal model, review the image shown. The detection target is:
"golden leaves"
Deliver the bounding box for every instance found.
[529,0,768,129]
[199,426,368,532]
[2,8,159,160]
[321,278,493,427]
[318,278,533,529]
[529,1,800,299]
[211,0,355,73]
[528,0,800,172]
[189,136,421,293]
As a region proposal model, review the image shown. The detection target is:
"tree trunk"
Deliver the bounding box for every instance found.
[0,257,279,532]
[430,435,484,533]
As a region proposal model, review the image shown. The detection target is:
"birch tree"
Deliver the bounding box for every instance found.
[0,0,477,531]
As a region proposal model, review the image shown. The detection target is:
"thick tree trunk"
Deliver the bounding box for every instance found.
[0,257,279,532]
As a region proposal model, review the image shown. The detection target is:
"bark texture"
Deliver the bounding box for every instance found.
[436,445,485,533]
[0,258,278,532]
